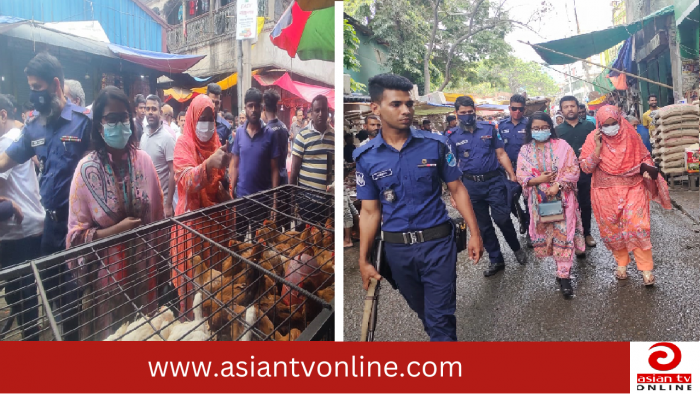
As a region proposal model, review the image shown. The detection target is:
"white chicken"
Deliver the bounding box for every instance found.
[167,292,212,341]
[121,307,175,341]
[103,322,129,341]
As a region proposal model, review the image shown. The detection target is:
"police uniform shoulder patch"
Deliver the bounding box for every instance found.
[83,108,91,115]
[352,138,376,161]
[356,172,366,187]
[446,151,456,167]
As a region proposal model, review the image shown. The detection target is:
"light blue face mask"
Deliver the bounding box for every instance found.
[531,129,551,142]
[102,122,132,149]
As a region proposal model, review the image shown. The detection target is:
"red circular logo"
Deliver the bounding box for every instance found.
[648,342,682,371]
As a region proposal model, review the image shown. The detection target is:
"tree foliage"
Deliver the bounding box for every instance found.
[343,19,366,93]
[346,0,552,95]
[455,56,560,97]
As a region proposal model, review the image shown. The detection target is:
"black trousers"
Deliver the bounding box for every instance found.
[40,217,81,341]
[577,173,593,237]
[0,235,43,340]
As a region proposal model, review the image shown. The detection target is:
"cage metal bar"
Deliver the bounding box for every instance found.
[30,261,61,341]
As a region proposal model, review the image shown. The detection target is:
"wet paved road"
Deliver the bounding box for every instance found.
[344,200,700,341]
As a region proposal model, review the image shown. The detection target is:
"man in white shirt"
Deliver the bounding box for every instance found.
[0,94,44,340]
[141,95,176,217]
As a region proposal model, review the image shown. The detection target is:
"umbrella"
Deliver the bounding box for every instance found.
[270,2,334,61]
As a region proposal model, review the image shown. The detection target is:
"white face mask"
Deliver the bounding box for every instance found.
[601,124,620,137]
[195,121,215,142]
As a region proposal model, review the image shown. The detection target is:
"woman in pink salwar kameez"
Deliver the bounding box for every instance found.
[516,112,585,298]
[67,86,164,340]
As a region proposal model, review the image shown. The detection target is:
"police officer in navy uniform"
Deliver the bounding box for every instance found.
[0,52,91,340]
[355,74,483,341]
[446,96,527,277]
[498,94,531,243]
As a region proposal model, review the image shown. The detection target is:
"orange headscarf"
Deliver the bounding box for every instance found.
[580,105,650,176]
[173,94,223,210]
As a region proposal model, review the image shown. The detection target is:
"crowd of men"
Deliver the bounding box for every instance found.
[0,52,334,340]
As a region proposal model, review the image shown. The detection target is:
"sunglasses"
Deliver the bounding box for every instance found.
[510,107,525,112]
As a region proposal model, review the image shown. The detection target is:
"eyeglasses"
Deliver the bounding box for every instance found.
[531,127,550,131]
[510,107,524,112]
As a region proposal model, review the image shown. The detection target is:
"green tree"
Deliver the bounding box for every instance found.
[344,19,366,93]
[455,56,560,97]
[346,0,552,94]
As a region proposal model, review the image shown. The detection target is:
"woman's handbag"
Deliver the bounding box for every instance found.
[537,198,565,223]
[533,141,565,224]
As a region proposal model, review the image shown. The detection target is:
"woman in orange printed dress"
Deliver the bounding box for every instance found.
[579,105,671,286]
[171,94,232,315]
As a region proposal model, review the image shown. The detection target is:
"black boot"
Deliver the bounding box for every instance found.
[559,278,573,299]
[484,262,505,277]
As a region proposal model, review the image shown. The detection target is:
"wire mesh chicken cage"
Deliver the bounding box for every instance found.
[0,185,334,341]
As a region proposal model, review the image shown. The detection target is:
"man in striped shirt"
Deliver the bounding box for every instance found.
[290,94,334,228]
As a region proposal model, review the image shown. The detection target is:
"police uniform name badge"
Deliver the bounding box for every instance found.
[30,138,45,147]
[372,169,392,180]
[356,172,365,187]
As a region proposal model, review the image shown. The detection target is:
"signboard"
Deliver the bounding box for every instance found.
[236,0,258,40]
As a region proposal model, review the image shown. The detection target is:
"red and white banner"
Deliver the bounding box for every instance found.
[0,342,631,392]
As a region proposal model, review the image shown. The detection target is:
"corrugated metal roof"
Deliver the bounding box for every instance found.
[0,0,165,51]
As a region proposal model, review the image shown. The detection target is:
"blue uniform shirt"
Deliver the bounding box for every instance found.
[498,116,528,164]
[5,102,92,211]
[353,128,461,233]
[231,120,282,197]
[265,118,289,182]
[446,121,503,175]
[216,114,232,146]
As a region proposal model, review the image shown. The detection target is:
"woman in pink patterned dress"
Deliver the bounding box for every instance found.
[516,112,585,298]
[67,86,164,339]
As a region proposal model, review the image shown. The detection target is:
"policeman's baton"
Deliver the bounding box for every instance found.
[360,238,383,341]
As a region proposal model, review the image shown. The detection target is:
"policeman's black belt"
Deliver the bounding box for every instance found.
[45,207,69,222]
[462,169,502,183]
[381,222,452,245]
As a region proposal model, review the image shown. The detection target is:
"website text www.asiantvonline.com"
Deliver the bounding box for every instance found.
[148,356,462,378]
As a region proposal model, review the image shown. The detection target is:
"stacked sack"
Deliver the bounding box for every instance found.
[650,104,700,175]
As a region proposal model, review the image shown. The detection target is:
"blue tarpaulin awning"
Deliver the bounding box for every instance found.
[108,44,205,74]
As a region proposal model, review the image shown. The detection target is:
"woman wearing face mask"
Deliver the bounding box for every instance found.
[67,86,164,339]
[580,105,671,286]
[170,94,232,315]
[516,112,585,298]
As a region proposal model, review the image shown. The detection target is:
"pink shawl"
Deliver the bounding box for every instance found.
[67,149,164,339]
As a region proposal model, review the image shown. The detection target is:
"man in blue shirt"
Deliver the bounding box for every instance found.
[447,95,527,277]
[579,104,596,125]
[498,94,531,241]
[0,52,90,340]
[207,83,233,146]
[355,74,482,341]
[262,88,292,229]
[229,88,281,241]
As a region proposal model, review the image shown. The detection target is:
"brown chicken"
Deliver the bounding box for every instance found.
[204,282,246,332]
[192,255,223,294]
[274,328,301,341]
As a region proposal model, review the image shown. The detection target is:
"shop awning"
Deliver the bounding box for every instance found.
[254,72,335,109]
[675,0,699,25]
[533,5,674,65]
[108,44,205,74]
